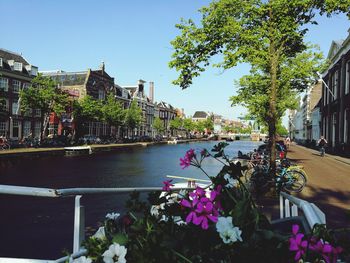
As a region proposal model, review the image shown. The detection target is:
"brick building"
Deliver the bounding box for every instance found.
[0,49,39,140]
[320,30,350,154]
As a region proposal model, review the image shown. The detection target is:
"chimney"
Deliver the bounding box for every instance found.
[149,82,154,103]
[137,79,146,95]
[100,61,105,74]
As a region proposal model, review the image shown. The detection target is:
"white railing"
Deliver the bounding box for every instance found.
[279,192,326,229]
[0,184,196,263]
[0,185,326,263]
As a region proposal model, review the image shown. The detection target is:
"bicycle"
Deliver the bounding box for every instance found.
[248,163,307,194]
[0,142,10,150]
[320,146,325,157]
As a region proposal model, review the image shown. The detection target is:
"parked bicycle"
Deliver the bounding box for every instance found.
[0,136,10,150]
[248,162,307,194]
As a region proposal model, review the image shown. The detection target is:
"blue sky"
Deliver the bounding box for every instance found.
[1,0,349,122]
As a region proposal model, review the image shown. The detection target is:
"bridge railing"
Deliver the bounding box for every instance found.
[279,192,326,230]
[0,185,327,263]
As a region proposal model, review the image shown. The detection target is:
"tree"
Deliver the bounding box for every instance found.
[124,100,142,137]
[203,118,214,133]
[169,117,183,135]
[169,0,348,174]
[153,117,165,135]
[183,118,194,137]
[101,93,125,136]
[276,122,289,137]
[73,95,104,138]
[195,121,206,134]
[20,73,69,139]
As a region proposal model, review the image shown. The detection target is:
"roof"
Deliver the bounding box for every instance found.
[327,39,344,60]
[42,71,88,86]
[193,111,208,119]
[0,48,30,65]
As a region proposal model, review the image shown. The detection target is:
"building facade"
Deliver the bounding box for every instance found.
[320,30,350,154]
[42,62,115,138]
[0,49,39,140]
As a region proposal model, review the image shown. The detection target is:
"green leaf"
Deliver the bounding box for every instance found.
[112,233,128,245]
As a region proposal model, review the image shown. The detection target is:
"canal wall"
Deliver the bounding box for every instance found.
[0,139,208,160]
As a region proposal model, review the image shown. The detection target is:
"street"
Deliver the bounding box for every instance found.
[287,144,350,228]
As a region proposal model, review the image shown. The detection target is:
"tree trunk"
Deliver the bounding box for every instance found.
[41,113,50,142]
[269,55,278,177]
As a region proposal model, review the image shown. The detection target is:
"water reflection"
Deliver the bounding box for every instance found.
[0,140,262,259]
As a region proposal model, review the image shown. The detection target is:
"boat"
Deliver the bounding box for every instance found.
[64,146,92,156]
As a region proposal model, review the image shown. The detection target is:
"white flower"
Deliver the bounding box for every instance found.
[102,243,127,263]
[216,216,243,244]
[150,205,160,217]
[224,174,239,188]
[93,226,106,240]
[106,212,120,220]
[71,256,92,263]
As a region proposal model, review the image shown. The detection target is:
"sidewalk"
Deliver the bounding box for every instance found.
[257,144,350,229]
[292,143,350,166]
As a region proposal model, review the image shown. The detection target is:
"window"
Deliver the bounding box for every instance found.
[14,62,23,71]
[0,58,2,67]
[0,99,8,111]
[345,110,348,144]
[34,122,41,138]
[22,83,30,90]
[334,70,338,100]
[346,61,350,95]
[34,109,41,117]
[98,89,105,100]
[23,121,31,138]
[0,121,7,136]
[12,120,20,138]
[12,102,19,115]
[0,77,8,92]
[48,123,58,135]
[13,80,21,93]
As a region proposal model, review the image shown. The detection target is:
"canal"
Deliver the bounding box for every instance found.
[0,140,262,259]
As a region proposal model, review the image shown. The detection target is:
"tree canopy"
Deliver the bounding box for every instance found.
[153,117,165,134]
[124,100,143,132]
[169,0,349,172]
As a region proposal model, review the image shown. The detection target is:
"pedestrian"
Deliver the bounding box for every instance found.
[317,135,328,157]
[285,136,291,149]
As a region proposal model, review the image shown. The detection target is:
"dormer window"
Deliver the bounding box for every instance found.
[14,62,23,71]
[98,89,105,100]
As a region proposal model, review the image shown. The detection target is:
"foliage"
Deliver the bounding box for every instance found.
[20,73,69,138]
[69,143,346,263]
[74,95,104,122]
[183,118,195,134]
[169,0,349,175]
[20,73,69,117]
[102,93,126,128]
[276,122,289,136]
[169,117,183,131]
[153,117,165,134]
[124,100,143,132]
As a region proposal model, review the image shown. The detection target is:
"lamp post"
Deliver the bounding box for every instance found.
[316,72,335,100]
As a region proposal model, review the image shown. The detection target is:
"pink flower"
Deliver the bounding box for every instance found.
[310,239,343,263]
[180,187,221,230]
[162,180,174,191]
[179,149,196,169]
[289,225,308,261]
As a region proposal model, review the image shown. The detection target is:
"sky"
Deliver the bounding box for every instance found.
[1,0,349,123]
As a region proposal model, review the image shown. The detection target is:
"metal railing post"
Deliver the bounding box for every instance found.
[279,194,284,218]
[73,195,85,253]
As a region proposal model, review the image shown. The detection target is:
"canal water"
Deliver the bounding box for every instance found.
[0,140,262,259]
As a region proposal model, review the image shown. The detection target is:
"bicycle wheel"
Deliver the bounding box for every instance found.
[282,170,306,193]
